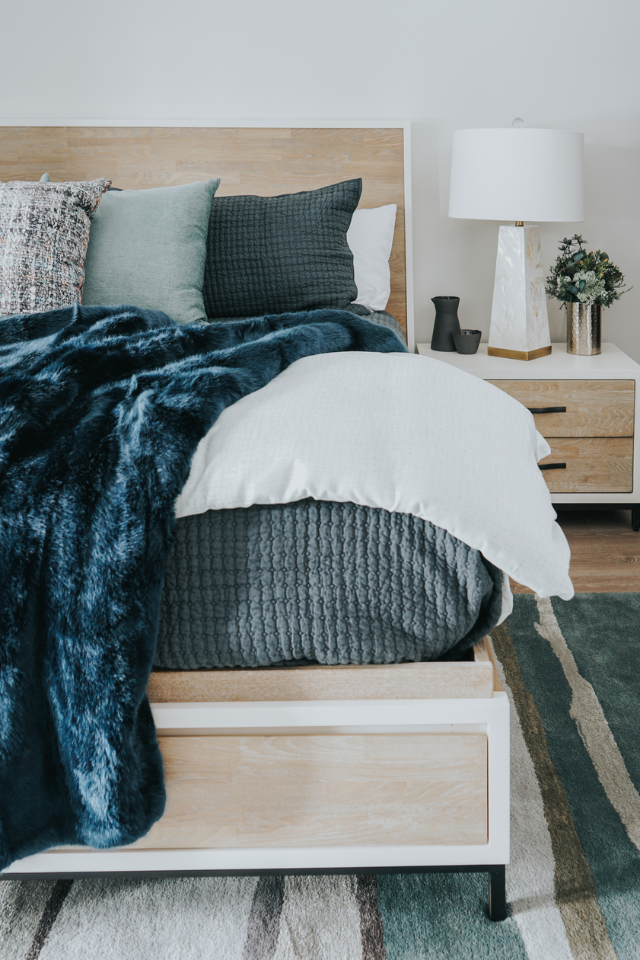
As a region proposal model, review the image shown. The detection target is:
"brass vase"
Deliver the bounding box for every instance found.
[566,303,601,356]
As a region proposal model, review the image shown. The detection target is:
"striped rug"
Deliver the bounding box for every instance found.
[1,593,639,959]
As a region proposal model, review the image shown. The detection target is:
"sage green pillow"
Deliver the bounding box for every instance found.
[83,179,220,324]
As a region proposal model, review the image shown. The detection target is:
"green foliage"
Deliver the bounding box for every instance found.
[545,235,630,308]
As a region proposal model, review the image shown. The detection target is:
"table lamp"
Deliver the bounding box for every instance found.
[448,124,584,360]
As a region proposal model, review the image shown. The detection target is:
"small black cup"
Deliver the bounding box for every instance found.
[453,329,482,355]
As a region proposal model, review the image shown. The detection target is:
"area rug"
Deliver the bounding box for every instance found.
[1,593,639,960]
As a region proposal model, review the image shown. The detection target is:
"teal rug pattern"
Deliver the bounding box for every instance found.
[1,593,639,959]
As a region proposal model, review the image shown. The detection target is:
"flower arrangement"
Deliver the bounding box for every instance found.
[545,235,630,307]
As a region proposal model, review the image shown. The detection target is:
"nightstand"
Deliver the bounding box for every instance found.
[417,342,640,530]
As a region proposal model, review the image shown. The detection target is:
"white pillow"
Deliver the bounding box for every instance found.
[347,204,397,312]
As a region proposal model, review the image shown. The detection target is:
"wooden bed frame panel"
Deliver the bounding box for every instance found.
[0,124,409,337]
[135,731,488,850]
[140,639,497,851]
[148,657,495,703]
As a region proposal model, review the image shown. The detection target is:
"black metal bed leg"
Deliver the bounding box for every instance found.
[488,865,507,921]
[632,507,640,532]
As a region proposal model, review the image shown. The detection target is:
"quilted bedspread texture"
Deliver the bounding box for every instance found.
[156,500,503,669]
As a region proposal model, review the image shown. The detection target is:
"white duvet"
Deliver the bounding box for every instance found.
[176,352,574,603]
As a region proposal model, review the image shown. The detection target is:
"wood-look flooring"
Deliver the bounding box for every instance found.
[511,508,640,594]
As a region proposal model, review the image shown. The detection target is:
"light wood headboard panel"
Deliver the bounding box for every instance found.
[0,126,408,335]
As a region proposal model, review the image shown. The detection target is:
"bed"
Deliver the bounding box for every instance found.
[0,123,573,921]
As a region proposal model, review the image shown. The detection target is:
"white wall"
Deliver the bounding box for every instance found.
[2,0,639,358]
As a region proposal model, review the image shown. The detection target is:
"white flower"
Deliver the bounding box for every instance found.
[573,270,606,304]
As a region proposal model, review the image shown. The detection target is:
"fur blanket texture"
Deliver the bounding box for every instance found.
[0,303,405,870]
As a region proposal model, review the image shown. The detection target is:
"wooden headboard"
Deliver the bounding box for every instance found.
[0,124,413,344]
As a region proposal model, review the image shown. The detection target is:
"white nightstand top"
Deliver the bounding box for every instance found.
[416,342,640,379]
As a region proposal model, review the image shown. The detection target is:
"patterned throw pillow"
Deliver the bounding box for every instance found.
[0,178,110,317]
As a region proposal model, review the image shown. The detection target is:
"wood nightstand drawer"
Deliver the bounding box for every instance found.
[487,379,635,438]
[540,438,633,493]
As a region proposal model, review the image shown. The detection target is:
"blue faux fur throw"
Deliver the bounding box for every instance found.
[0,303,405,870]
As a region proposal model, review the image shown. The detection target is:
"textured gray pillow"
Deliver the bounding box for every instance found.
[83,179,220,325]
[0,178,109,317]
[203,179,362,319]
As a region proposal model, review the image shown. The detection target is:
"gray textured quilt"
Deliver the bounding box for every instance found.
[155,499,503,669]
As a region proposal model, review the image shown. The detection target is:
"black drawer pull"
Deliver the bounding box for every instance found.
[540,463,567,471]
[527,406,567,414]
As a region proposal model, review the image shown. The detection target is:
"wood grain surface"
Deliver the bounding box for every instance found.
[0,125,408,331]
[511,508,640,594]
[148,639,495,704]
[472,636,503,693]
[539,437,633,493]
[487,379,635,438]
[132,733,488,849]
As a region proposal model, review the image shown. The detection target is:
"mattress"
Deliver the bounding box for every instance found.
[154,499,503,669]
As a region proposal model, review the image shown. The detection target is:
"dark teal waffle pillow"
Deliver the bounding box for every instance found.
[203,179,362,319]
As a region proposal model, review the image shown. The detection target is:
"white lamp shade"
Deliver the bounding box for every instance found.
[448,128,584,222]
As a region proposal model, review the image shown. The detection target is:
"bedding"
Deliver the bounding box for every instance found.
[177,351,574,601]
[208,306,406,345]
[155,500,503,670]
[82,179,220,325]
[0,303,404,870]
[347,203,397,311]
[202,179,362,319]
[358,306,405,342]
[154,315,497,673]
[0,178,109,317]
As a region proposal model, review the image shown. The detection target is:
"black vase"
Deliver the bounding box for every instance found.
[430,296,461,351]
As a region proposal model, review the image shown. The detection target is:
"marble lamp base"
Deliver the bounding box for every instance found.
[488,224,551,361]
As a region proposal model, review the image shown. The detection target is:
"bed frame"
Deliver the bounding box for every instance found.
[0,123,508,919]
